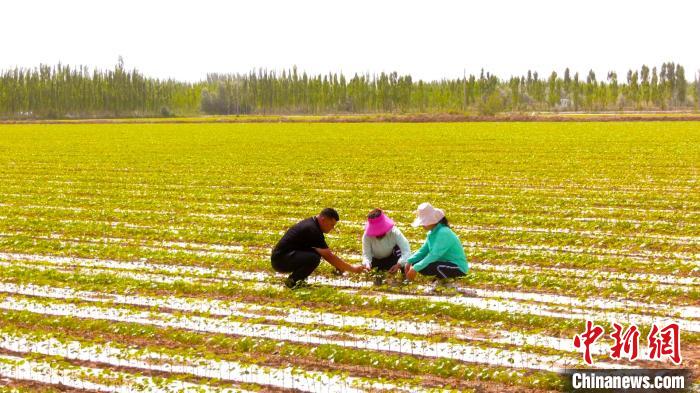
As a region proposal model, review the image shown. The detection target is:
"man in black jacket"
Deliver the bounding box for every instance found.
[271,208,367,289]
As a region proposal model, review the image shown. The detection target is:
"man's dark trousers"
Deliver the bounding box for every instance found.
[271,250,321,282]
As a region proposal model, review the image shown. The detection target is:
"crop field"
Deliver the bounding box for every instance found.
[0,121,697,392]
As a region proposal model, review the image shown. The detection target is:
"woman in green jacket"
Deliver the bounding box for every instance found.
[403,202,469,281]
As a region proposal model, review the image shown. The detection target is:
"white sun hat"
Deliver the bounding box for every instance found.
[411,202,445,227]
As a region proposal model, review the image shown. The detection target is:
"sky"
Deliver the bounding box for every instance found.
[2,0,699,82]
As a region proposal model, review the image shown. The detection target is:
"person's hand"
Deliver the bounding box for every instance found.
[405,264,417,281]
[350,264,370,273]
[388,263,400,274]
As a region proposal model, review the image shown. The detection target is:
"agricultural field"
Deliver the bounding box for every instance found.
[0,121,697,392]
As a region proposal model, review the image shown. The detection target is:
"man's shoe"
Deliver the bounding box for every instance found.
[284,277,297,289]
[285,277,310,290]
[293,280,311,289]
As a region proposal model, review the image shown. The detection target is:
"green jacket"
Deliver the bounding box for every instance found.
[407,223,468,273]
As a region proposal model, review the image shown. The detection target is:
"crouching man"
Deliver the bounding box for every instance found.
[271,208,367,289]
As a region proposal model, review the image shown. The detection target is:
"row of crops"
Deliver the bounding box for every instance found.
[0,121,697,392]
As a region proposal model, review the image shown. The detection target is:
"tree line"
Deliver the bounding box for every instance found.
[1,61,698,118]
[0,58,200,118]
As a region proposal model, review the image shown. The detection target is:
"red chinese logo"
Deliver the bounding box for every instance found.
[610,322,640,361]
[573,320,605,365]
[648,322,682,365]
[574,321,682,365]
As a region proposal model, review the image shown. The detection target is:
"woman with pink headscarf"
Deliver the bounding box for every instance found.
[362,209,411,275]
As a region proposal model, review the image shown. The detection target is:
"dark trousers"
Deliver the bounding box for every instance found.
[271,250,321,282]
[417,261,465,279]
[371,246,401,271]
